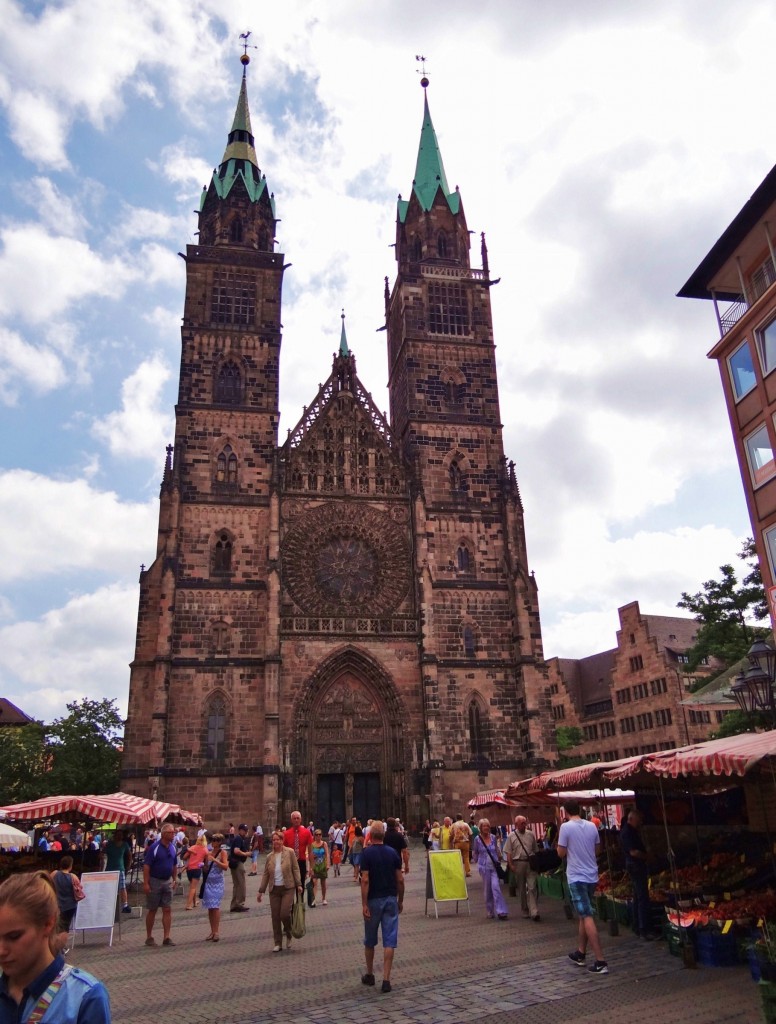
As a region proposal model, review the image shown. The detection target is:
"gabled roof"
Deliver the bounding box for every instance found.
[0,698,34,726]
[678,162,776,301]
[398,91,461,224]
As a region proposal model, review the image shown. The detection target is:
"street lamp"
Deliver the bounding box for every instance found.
[730,640,776,726]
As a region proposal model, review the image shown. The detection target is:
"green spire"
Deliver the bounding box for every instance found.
[339,311,350,356]
[220,71,258,167]
[398,89,460,223]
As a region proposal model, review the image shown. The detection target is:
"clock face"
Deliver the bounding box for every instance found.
[281,502,410,616]
[315,536,378,604]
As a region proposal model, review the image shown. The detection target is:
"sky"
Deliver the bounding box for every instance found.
[0,0,767,723]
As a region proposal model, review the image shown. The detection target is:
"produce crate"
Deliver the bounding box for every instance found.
[696,929,739,967]
[663,920,695,958]
[542,874,564,899]
[760,980,776,1024]
[595,894,608,921]
[607,897,632,927]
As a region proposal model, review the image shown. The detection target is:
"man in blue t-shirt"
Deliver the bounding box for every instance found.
[558,801,607,975]
[143,823,178,947]
[359,821,404,993]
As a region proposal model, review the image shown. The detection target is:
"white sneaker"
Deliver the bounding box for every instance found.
[273,944,281,952]
[321,899,328,906]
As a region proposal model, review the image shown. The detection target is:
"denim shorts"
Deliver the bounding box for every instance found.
[567,881,598,918]
[363,895,399,949]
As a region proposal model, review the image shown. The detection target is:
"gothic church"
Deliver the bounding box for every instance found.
[121,61,555,826]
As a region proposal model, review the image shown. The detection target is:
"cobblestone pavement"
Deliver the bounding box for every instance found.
[67,843,762,1024]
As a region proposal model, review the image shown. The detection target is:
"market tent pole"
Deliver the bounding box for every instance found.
[657,774,695,969]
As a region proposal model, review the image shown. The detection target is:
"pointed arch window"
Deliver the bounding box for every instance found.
[215,445,238,484]
[457,544,471,572]
[229,218,243,243]
[468,700,486,761]
[437,231,448,258]
[410,235,422,262]
[463,624,476,658]
[214,362,242,404]
[211,620,230,655]
[449,459,467,497]
[213,532,233,574]
[205,695,227,761]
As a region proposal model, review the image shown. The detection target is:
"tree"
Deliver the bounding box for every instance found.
[45,698,123,796]
[677,538,769,674]
[0,722,48,804]
[554,725,586,768]
[712,709,769,740]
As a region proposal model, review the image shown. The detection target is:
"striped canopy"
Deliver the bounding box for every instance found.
[606,729,776,782]
[0,791,201,826]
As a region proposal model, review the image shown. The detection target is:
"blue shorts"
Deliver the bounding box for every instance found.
[363,895,399,949]
[567,881,598,918]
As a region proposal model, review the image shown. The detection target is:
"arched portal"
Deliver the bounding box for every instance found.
[292,647,407,825]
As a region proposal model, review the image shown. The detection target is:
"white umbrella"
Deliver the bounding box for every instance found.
[0,821,32,848]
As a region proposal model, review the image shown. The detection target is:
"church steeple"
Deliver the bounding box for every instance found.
[395,79,469,270]
[197,54,276,250]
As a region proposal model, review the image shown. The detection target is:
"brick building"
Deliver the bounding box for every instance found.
[679,166,776,624]
[546,601,729,763]
[120,66,555,826]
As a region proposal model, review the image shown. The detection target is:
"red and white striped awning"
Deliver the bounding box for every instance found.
[468,790,521,808]
[504,756,640,797]
[639,730,776,779]
[0,792,201,826]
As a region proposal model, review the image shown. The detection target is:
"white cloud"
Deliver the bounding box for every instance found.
[0,470,157,583]
[92,355,174,461]
[19,177,87,238]
[0,326,67,404]
[0,224,133,324]
[0,583,137,721]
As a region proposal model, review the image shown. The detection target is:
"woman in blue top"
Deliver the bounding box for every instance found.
[0,870,111,1023]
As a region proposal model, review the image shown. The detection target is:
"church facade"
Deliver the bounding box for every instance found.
[121,64,556,827]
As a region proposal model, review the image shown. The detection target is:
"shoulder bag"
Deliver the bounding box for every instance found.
[514,831,561,873]
[290,892,306,939]
[478,835,507,882]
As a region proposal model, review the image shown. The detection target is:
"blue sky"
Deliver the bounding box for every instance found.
[0,0,765,722]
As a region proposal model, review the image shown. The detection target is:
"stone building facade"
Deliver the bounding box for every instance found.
[546,601,730,763]
[120,67,555,827]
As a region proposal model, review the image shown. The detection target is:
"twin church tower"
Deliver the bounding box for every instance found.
[121,60,555,825]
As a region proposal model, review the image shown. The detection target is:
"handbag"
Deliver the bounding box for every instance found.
[479,836,507,882]
[198,860,211,900]
[513,830,561,873]
[70,874,86,901]
[290,893,306,939]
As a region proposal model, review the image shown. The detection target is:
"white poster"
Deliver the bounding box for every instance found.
[73,871,119,943]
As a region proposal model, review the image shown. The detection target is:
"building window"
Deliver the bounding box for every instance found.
[583,724,599,741]
[437,232,449,258]
[428,281,469,336]
[549,683,559,696]
[211,270,255,325]
[468,701,487,760]
[757,316,776,377]
[456,545,471,572]
[728,339,756,400]
[600,720,616,737]
[409,235,422,262]
[715,710,729,723]
[624,745,639,757]
[745,423,776,487]
[616,688,631,704]
[621,717,636,734]
[551,704,565,720]
[211,620,230,654]
[636,712,654,730]
[213,532,233,573]
[463,625,476,658]
[205,695,226,761]
[449,459,467,497]
[216,445,238,484]
[689,709,711,725]
[655,708,673,726]
[640,743,657,754]
[629,655,643,672]
[650,677,667,696]
[229,218,243,243]
[765,525,776,584]
[633,683,648,700]
[603,749,620,761]
[214,362,242,404]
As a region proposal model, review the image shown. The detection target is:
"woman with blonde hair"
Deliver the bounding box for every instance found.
[472,817,509,920]
[257,831,302,952]
[0,870,111,1021]
[182,833,208,910]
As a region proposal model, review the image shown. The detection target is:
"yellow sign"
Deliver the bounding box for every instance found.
[428,850,468,901]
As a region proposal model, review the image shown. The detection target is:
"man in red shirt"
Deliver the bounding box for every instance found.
[283,810,314,900]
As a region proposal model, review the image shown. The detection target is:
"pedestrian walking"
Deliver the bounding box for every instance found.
[201,833,229,942]
[558,801,608,974]
[228,823,250,912]
[359,821,404,993]
[472,818,509,920]
[257,831,302,952]
[504,815,539,920]
[143,823,177,947]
